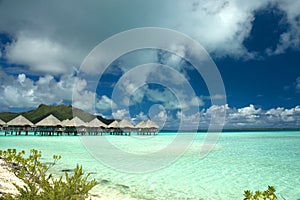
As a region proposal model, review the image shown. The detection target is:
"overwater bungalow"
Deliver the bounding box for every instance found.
[87,118,107,135]
[144,120,159,134]
[35,114,62,136]
[135,120,159,135]
[0,119,6,130]
[0,114,159,136]
[61,119,70,127]
[107,120,121,135]
[118,119,134,136]
[6,115,34,135]
[135,121,146,135]
[64,117,87,135]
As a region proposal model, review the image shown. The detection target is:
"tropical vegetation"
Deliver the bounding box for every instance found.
[244,185,277,200]
[0,148,98,200]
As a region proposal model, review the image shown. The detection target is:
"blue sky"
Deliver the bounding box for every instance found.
[0,0,300,129]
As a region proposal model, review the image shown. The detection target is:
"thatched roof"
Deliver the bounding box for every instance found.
[135,121,146,128]
[88,118,107,128]
[35,114,61,127]
[7,115,34,127]
[65,117,86,127]
[61,119,70,127]
[118,119,134,129]
[144,120,159,129]
[0,118,6,126]
[107,120,119,128]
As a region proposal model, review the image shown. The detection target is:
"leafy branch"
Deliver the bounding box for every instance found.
[0,149,98,200]
[244,186,277,200]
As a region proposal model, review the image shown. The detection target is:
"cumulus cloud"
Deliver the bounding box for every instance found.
[229,104,261,121]
[266,106,300,123]
[95,95,116,111]
[132,112,148,123]
[0,0,299,78]
[150,110,168,130]
[175,0,257,58]
[0,69,97,111]
[5,34,82,75]
[169,104,300,130]
[270,1,300,55]
[0,0,169,76]
[108,104,300,130]
[110,61,205,114]
[0,72,65,109]
[112,109,130,120]
[72,78,97,112]
[0,0,300,130]
[176,111,201,130]
[130,86,204,111]
[161,0,300,59]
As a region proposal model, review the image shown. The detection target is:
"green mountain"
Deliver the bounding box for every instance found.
[0,104,113,124]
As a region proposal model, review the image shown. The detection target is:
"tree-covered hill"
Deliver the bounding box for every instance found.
[0,104,113,124]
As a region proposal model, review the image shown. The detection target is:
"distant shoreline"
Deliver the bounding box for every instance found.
[1,129,300,137]
[162,128,300,132]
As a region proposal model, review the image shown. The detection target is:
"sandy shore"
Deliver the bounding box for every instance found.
[1,159,103,199]
[0,159,137,200]
[0,159,24,197]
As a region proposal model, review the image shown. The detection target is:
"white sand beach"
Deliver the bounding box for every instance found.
[0,159,23,197]
[0,159,137,200]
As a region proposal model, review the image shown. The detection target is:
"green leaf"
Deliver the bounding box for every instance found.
[0,148,98,200]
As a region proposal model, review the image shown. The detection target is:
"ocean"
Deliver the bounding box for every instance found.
[0,131,299,199]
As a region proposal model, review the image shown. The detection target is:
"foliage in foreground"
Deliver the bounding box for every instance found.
[244,185,277,200]
[0,149,98,200]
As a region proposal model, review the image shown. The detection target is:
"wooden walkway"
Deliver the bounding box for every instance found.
[0,127,158,136]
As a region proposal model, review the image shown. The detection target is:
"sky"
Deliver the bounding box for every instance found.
[0,0,300,130]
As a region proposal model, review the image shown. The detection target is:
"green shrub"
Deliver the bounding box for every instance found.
[244,185,277,200]
[0,149,98,200]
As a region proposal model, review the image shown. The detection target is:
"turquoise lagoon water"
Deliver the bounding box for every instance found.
[0,131,300,199]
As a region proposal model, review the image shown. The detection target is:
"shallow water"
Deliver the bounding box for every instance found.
[0,131,299,199]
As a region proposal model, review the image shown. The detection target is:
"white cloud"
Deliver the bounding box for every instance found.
[206,104,230,115]
[72,78,98,112]
[266,106,300,123]
[0,0,300,129]
[176,111,200,129]
[190,96,205,107]
[5,34,82,75]
[0,70,97,111]
[95,95,116,111]
[111,62,204,111]
[230,104,261,121]
[170,104,300,130]
[144,88,204,110]
[0,73,51,108]
[146,88,176,106]
[270,1,300,55]
[157,45,189,72]
[173,0,257,58]
[132,112,148,122]
[150,110,168,129]
[0,0,299,78]
[173,0,300,58]
[112,109,130,120]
